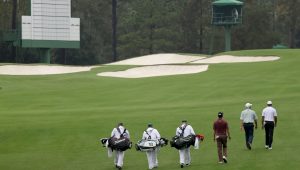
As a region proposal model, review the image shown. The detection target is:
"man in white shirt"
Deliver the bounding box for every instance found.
[176,120,195,168]
[262,101,278,150]
[142,123,161,169]
[111,123,130,170]
[240,103,258,150]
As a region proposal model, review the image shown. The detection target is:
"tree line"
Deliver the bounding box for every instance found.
[0,0,299,65]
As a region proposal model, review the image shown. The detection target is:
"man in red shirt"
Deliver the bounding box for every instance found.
[213,112,231,164]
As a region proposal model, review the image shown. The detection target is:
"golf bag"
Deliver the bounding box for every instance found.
[170,135,196,150]
[108,137,132,151]
[100,138,109,147]
[135,138,168,152]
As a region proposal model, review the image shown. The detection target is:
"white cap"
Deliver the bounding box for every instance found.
[267,101,272,105]
[245,103,252,108]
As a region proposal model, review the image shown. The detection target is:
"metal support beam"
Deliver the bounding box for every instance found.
[209,26,216,55]
[40,48,51,64]
[224,25,231,51]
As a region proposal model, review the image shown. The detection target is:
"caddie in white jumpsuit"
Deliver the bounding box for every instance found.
[142,123,161,169]
[111,123,130,170]
[176,120,195,168]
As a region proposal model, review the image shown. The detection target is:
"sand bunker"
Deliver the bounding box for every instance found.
[99,54,280,78]
[0,55,280,77]
[107,53,205,65]
[97,65,209,78]
[191,55,280,64]
[0,65,98,75]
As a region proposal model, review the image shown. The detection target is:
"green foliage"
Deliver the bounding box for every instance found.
[232,4,281,50]
[0,0,300,64]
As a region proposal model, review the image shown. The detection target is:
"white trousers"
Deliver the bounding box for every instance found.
[179,147,191,165]
[114,150,125,167]
[146,148,159,169]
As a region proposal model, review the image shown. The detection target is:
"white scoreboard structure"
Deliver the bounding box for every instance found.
[21,0,80,48]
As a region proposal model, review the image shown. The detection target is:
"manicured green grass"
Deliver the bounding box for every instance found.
[0,49,300,170]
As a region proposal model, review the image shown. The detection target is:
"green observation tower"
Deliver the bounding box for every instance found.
[212,0,243,51]
[0,0,80,63]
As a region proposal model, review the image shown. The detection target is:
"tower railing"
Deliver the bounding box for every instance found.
[212,13,242,25]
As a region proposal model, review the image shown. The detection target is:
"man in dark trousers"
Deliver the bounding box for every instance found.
[240,103,258,150]
[262,101,278,150]
[213,112,231,164]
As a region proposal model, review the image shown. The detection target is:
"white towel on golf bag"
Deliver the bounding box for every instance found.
[105,140,113,158]
[107,147,113,157]
[194,137,199,149]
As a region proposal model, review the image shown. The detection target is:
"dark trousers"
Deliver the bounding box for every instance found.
[243,123,254,144]
[216,135,227,161]
[264,121,275,147]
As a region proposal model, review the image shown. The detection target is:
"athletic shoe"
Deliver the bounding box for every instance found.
[246,142,251,150]
[222,156,228,163]
[116,166,122,170]
[186,163,190,166]
[265,145,269,149]
[180,164,184,168]
[218,161,223,164]
[268,147,272,150]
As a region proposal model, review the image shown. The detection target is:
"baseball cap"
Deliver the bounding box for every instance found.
[147,123,153,127]
[267,101,272,105]
[218,112,223,118]
[245,103,252,108]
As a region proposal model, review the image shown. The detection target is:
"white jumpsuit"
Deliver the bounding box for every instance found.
[111,126,130,168]
[176,124,195,165]
[143,127,161,169]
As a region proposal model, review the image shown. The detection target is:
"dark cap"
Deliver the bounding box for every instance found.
[182,120,187,123]
[218,112,223,118]
[148,123,153,127]
[118,122,123,126]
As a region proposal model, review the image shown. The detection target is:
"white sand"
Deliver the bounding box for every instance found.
[0,55,280,77]
[97,65,209,78]
[98,54,280,78]
[0,65,98,75]
[107,53,205,65]
[191,55,280,64]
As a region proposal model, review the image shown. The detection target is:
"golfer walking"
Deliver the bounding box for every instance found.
[142,123,161,169]
[213,112,231,164]
[111,123,130,170]
[240,103,258,150]
[176,120,195,168]
[262,101,278,150]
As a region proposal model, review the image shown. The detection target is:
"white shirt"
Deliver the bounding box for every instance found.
[262,106,278,122]
[111,126,130,139]
[143,127,161,140]
[240,109,258,123]
[176,124,195,137]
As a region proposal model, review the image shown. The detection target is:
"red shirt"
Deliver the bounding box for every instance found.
[213,118,228,136]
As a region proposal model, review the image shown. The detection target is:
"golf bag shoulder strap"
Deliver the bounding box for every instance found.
[144,130,151,139]
[117,127,127,138]
[179,125,187,137]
